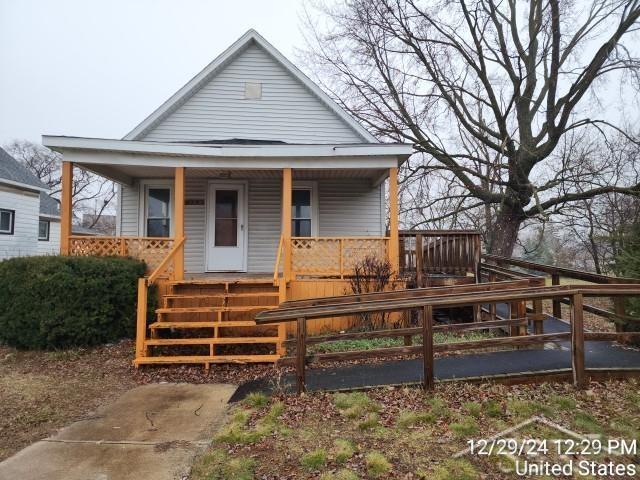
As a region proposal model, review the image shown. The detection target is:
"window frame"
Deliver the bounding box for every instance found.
[38,219,50,241]
[0,208,15,235]
[138,180,174,238]
[291,181,318,237]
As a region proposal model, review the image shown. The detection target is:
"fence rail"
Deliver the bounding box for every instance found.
[290,237,389,278]
[68,235,174,271]
[399,230,482,284]
[256,283,640,394]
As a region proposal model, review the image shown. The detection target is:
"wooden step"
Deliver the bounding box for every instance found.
[155,306,278,314]
[163,292,280,300]
[169,279,275,286]
[149,321,261,329]
[134,354,280,365]
[145,336,279,346]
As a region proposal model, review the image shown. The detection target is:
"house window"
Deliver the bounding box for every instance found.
[38,220,50,241]
[145,187,172,237]
[0,209,14,235]
[292,189,312,237]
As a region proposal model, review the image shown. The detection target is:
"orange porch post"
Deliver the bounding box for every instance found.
[174,167,185,280]
[388,167,400,272]
[60,161,73,255]
[282,168,292,282]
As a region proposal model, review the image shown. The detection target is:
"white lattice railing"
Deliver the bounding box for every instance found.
[68,236,174,271]
[290,237,389,278]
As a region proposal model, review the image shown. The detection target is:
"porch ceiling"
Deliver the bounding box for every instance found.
[73,163,389,184]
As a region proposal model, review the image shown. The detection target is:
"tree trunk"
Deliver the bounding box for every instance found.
[487,205,525,257]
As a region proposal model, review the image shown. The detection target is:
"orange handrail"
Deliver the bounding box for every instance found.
[273,234,285,285]
[147,236,185,285]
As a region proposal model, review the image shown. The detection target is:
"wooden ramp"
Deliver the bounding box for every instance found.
[135,278,281,368]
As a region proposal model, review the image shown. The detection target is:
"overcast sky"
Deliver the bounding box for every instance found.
[0,0,304,145]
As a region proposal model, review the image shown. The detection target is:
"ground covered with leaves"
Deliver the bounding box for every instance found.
[191,380,640,479]
[0,339,280,461]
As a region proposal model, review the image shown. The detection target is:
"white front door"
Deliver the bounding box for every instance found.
[206,182,247,271]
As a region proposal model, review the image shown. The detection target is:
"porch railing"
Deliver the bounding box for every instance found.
[399,230,482,282]
[68,235,174,271]
[290,236,389,278]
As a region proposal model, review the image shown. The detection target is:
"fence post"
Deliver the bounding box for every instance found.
[135,278,148,362]
[532,299,544,334]
[552,274,562,319]
[571,293,587,389]
[415,234,423,288]
[423,305,434,390]
[489,272,497,320]
[296,316,307,395]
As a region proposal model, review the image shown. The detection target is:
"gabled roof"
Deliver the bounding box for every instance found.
[123,29,378,143]
[39,192,60,218]
[0,147,49,192]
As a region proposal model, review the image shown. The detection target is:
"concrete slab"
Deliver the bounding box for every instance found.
[0,383,236,480]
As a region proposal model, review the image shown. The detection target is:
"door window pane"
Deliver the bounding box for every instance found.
[146,187,171,237]
[292,189,312,237]
[215,190,238,246]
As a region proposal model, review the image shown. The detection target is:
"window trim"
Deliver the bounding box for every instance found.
[38,219,50,241]
[0,208,15,235]
[138,179,174,238]
[291,181,318,237]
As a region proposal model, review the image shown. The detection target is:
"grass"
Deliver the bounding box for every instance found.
[333,439,356,463]
[190,449,255,480]
[310,329,498,354]
[334,392,380,419]
[215,401,285,444]
[449,415,479,437]
[191,379,640,478]
[365,451,392,478]
[300,448,327,470]
[431,459,478,480]
[320,469,359,480]
[243,391,270,408]
[396,409,436,428]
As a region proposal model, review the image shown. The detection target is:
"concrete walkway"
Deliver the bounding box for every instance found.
[0,383,236,480]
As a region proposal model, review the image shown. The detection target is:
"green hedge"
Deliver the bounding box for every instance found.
[0,255,147,350]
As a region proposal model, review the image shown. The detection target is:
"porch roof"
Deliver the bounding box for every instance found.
[43,136,413,185]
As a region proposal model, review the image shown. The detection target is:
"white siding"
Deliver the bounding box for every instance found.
[0,187,39,259]
[319,180,384,236]
[118,177,383,273]
[37,219,60,255]
[141,43,364,144]
[247,179,281,273]
[120,183,140,236]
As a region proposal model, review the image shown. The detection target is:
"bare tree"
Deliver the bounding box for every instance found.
[4,139,116,224]
[302,0,640,255]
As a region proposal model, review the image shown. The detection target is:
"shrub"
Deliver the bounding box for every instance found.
[0,255,147,350]
[348,255,396,330]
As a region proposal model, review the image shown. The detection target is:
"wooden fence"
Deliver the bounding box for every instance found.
[256,282,640,394]
[399,230,482,285]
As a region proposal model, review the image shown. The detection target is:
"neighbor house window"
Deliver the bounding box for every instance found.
[292,188,312,237]
[0,209,14,235]
[38,220,50,241]
[145,187,172,237]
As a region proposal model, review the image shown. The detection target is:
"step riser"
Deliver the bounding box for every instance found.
[164,298,279,308]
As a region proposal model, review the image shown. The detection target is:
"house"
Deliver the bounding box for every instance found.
[0,147,61,258]
[43,30,414,367]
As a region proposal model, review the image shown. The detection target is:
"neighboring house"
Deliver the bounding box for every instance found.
[0,148,61,259]
[43,30,413,366]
